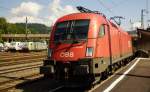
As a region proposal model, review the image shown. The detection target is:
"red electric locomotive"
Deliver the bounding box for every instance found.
[40,6,133,85]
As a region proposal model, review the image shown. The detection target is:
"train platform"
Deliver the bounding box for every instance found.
[89,58,150,92]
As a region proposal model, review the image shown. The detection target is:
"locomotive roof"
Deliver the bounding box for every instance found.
[56,13,106,22]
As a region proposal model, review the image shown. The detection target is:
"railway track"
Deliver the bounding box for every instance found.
[0,51,46,59]
[0,54,45,59]
[0,51,46,57]
[0,61,43,91]
[0,58,43,67]
[0,73,43,91]
[0,62,42,74]
[0,54,46,62]
[0,52,46,91]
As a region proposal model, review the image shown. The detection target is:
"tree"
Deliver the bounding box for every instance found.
[0,17,8,34]
[0,29,3,43]
[0,17,50,34]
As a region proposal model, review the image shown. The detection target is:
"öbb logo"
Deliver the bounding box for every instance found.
[60,52,74,57]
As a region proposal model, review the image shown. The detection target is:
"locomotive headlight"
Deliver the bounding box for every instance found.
[86,47,93,57]
[47,48,52,58]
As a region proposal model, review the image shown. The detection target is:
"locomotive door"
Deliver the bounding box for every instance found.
[96,24,105,57]
[95,24,109,73]
[118,31,122,57]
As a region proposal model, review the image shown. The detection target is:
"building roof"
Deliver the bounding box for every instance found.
[138,28,150,36]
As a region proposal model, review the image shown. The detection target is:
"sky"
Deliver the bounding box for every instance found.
[0,0,149,31]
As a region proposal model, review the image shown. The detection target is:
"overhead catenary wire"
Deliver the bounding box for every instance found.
[108,0,118,8]
[96,0,115,15]
[96,0,131,15]
[110,0,131,9]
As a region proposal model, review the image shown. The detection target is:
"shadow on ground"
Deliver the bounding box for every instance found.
[14,77,89,92]
[15,78,60,92]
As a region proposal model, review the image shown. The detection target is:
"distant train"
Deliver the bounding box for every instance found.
[25,41,47,51]
[4,41,47,52]
[40,6,133,86]
[9,42,26,51]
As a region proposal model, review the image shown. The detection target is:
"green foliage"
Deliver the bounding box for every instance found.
[0,17,8,34]
[0,30,3,43]
[0,39,2,42]
[7,23,25,34]
[0,17,51,34]
[15,23,50,34]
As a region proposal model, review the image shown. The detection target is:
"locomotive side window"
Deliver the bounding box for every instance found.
[98,25,105,37]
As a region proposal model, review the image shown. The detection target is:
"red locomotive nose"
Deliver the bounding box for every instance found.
[49,18,92,62]
[52,42,87,62]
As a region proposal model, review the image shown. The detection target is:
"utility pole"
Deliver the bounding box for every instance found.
[146,0,149,27]
[129,19,133,30]
[25,17,28,41]
[141,9,147,29]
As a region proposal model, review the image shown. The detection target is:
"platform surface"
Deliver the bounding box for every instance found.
[91,58,150,92]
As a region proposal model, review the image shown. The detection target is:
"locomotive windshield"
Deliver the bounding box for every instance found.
[54,19,90,43]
